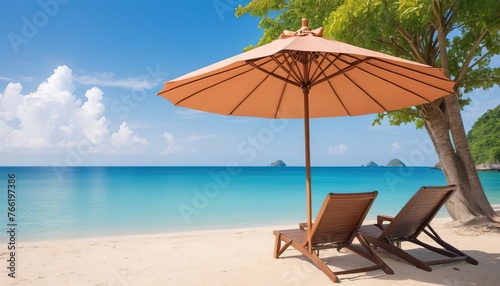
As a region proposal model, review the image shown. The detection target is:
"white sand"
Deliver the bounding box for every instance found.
[1,218,499,285]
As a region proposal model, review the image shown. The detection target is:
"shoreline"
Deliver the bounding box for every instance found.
[2,218,500,285]
[12,206,497,243]
[11,202,500,244]
[15,211,456,243]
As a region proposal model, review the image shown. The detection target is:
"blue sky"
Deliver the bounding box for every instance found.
[1,1,499,167]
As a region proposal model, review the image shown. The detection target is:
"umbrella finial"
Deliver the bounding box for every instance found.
[297,18,311,35]
[279,18,324,39]
[302,18,309,28]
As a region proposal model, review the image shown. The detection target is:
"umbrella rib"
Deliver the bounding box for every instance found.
[174,65,260,105]
[228,61,286,118]
[247,59,301,87]
[342,72,389,111]
[251,55,290,78]
[288,52,309,85]
[356,64,431,102]
[311,53,336,82]
[157,62,251,96]
[278,52,305,85]
[363,59,454,94]
[309,53,339,86]
[273,74,293,119]
[227,67,278,116]
[343,56,452,103]
[335,55,453,94]
[322,75,354,116]
[310,56,369,88]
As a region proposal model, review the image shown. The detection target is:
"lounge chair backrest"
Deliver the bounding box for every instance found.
[382,185,456,239]
[311,192,378,246]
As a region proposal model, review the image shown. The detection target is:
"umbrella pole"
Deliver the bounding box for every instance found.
[302,86,313,254]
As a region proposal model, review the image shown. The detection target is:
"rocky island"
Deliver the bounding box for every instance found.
[365,161,379,167]
[386,159,407,167]
[269,160,286,167]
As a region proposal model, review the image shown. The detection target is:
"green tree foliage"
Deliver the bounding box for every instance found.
[467,105,500,164]
[236,0,342,50]
[237,0,500,119]
[323,0,500,125]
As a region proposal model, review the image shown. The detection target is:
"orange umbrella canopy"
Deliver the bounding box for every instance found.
[158,20,454,119]
[157,19,454,252]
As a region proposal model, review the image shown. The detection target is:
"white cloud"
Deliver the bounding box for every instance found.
[174,109,210,119]
[75,72,157,90]
[392,142,402,151]
[0,76,15,82]
[3,65,80,149]
[81,87,105,118]
[161,132,181,155]
[111,122,148,147]
[0,82,24,121]
[189,134,215,141]
[0,65,148,156]
[328,144,347,155]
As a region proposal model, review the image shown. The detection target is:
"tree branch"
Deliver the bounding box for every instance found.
[459,76,500,87]
[396,25,427,63]
[433,0,451,76]
[443,2,458,33]
[455,29,489,83]
[373,37,413,58]
[467,48,496,70]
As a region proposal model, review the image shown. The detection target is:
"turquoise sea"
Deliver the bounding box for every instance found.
[1,166,499,242]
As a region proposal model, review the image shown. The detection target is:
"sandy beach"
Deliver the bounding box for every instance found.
[1,218,499,285]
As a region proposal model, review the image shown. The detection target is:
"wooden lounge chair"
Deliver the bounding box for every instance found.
[359,185,478,272]
[273,192,394,283]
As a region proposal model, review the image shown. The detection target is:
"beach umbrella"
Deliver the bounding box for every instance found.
[156,19,455,253]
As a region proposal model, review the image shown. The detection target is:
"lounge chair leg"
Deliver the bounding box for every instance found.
[421,229,479,266]
[293,245,339,283]
[274,233,293,258]
[274,233,281,258]
[364,236,432,272]
[356,234,394,274]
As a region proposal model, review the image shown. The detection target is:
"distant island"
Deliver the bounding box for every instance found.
[366,161,379,167]
[467,104,500,171]
[386,159,407,167]
[362,159,406,167]
[269,160,286,167]
[431,162,441,169]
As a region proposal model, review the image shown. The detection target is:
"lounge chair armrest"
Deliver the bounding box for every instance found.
[299,222,307,230]
[377,215,394,225]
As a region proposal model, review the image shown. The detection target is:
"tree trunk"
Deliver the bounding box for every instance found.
[424,2,498,227]
[421,96,498,226]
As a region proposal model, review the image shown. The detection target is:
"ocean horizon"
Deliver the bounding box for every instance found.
[1,166,499,242]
